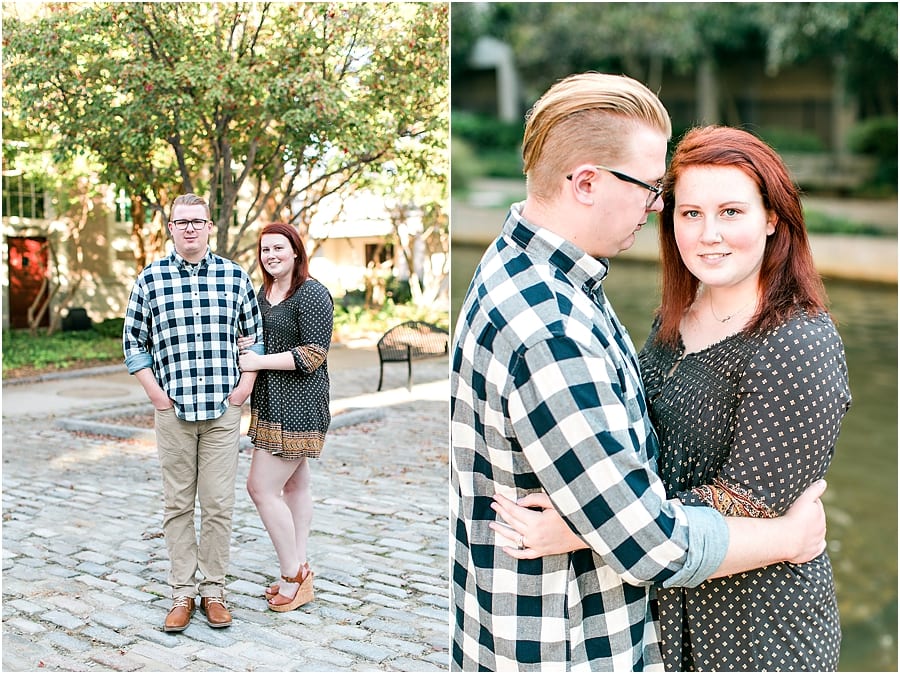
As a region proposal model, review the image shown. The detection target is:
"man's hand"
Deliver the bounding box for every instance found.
[150,393,174,411]
[134,368,173,410]
[780,479,828,564]
[228,383,253,407]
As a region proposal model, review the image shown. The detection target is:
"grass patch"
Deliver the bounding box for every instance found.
[3,322,124,377]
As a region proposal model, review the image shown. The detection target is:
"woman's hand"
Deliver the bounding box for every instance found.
[238,351,262,372]
[237,335,256,351]
[489,492,589,560]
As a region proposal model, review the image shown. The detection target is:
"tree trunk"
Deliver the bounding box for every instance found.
[696,55,719,125]
[831,53,856,161]
[131,195,148,272]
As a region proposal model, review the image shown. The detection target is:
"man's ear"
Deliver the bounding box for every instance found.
[568,165,597,206]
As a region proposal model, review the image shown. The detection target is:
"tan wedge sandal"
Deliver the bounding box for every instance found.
[267,563,314,612]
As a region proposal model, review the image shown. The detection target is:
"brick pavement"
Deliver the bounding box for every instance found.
[2,348,450,672]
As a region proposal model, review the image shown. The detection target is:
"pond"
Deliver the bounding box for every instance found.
[451,243,898,672]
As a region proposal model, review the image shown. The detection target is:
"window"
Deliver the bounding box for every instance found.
[365,242,394,266]
[2,173,46,220]
[114,188,132,223]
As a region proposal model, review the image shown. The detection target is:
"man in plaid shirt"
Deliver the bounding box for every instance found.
[123,193,264,632]
[450,73,829,671]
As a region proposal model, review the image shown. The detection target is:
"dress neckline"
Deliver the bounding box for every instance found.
[677,328,749,358]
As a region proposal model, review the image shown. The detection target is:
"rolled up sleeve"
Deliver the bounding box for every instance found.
[122,279,154,374]
[508,336,727,587]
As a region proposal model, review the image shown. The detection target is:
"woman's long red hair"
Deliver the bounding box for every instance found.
[654,126,828,346]
[257,222,311,300]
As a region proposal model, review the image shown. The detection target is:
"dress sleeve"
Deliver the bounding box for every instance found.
[680,314,851,516]
[290,280,334,372]
[508,335,727,587]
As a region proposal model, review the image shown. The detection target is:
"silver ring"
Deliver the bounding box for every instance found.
[516,535,525,550]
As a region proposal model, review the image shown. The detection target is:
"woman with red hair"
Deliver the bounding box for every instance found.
[492,126,850,670]
[237,222,334,613]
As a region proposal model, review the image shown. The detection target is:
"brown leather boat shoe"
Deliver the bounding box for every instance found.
[164,596,195,632]
[200,596,232,628]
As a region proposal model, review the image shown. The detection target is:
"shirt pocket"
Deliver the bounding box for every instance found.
[212,290,240,325]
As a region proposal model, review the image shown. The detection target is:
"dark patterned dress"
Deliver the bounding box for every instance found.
[639,310,851,671]
[248,279,333,460]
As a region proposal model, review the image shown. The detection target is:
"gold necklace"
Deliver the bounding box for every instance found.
[708,294,756,323]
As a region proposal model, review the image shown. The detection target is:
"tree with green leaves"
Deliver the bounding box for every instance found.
[4,1,449,303]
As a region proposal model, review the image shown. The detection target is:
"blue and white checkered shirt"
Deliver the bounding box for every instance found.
[123,248,264,422]
[450,203,728,671]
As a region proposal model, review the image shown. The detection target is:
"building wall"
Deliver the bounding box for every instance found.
[2,192,136,329]
[4,211,392,329]
[660,59,837,147]
[453,54,862,153]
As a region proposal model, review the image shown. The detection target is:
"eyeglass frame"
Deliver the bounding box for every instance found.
[170,218,212,231]
[566,165,663,209]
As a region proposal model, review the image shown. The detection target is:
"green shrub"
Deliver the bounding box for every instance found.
[452,111,523,151]
[756,127,825,153]
[451,112,525,179]
[669,125,824,154]
[385,276,412,304]
[451,137,482,193]
[848,116,898,157]
[332,301,449,341]
[340,289,367,309]
[804,209,885,237]
[478,149,524,178]
[848,116,898,189]
[93,317,125,338]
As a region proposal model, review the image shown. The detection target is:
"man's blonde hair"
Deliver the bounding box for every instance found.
[522,73,672,201]
[170,193,211,221]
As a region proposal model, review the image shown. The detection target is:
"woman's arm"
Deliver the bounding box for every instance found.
[492,316,848,576]
[239,281,334,373]
[491,480,828,570]
[239,350,296,372]
[679,315,850,519]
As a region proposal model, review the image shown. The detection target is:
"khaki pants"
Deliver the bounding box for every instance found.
[154,404,243,599]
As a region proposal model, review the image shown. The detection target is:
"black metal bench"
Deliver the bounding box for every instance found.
[376,320,449,391]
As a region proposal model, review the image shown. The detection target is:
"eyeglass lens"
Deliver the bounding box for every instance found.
[173,219,209,230]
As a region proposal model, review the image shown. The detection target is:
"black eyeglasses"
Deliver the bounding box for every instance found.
[566,165,663,209]
[171,219,211,230]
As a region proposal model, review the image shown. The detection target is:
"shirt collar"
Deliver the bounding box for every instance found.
[504,201,610,298]
[170,247,213,270]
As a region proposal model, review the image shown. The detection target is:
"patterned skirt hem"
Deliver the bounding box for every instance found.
[248,418,326,461]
